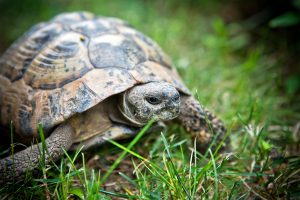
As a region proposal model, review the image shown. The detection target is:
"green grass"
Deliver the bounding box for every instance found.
[0,0,299,199]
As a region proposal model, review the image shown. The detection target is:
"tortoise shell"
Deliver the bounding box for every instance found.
[0,11,190,141]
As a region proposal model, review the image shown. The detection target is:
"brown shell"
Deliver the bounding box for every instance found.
[0,11,190,141]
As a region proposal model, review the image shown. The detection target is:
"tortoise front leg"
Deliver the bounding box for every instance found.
[176,95,228,152]
[0,123,75,184]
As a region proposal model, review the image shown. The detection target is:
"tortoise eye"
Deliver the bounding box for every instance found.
[173,95,180,102]
[146,96,161,105]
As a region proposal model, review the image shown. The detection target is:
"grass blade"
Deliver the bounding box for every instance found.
[161,132,192,200]
[101,119,155,183]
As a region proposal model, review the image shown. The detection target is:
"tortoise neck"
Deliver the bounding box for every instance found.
[117,92,145,127]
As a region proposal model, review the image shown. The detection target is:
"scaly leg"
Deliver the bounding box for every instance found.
[176,95,228,153]
[0,123,74,184]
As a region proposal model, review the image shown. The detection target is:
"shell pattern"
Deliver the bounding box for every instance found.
[0,12,190,141]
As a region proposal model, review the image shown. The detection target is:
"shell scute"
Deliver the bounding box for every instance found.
[51,11,96,25]
[23,32,93,89]
[0,23,64,81]
[82,68,136,101]
[135,33,172,68]
[117,26,172,69]
[88,34,146,69]
[70,19,118,37]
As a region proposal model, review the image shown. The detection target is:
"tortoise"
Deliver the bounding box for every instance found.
[0,11,227,183]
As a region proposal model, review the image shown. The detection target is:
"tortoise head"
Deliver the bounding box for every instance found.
[119,82,181,126]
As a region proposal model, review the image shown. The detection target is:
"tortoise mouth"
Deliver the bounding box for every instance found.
[158,108,180,121]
